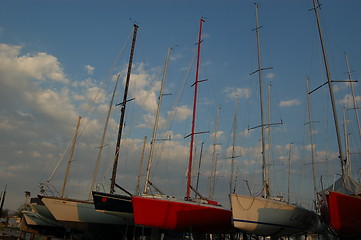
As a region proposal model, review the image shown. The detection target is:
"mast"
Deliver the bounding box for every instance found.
[89,74,120,199]
[0,185,6,215]
[343,108,352,175]
[287,143,293,203]
[312,0,346,176]
[267,83,271,193]
[230,96,239,193]
[209,107,220,199]
[254,3,268,198]
[136,136,147,195]
[345,53,361,139]
[61,116,81,197]
[110,24,139,194]
[143,47,171,194]
[195,142,205,194]
[306,76,318,207]
[186,18,205,200]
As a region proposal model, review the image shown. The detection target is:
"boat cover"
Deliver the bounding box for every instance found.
[325,175,361,196]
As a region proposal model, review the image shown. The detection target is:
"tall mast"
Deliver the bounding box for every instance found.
[186,18,205,200]
[89,74,120,199]
[143,47,171,194]
[345,53,361,139]
[306,76,318,207]
[312,0,346,176]
[254,4,268,198]
[61,116,81,197]
[110,24,139,194]
[209,106,220,199]
[267,83,271,192]
[230,96,239,193]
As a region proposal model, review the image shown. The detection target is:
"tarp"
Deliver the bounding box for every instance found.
[325,175,361,196]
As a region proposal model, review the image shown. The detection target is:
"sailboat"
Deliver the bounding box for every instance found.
[229,4,319,237]
[92,45,172,222]
[40,24,139,231]
[131,19,233,234]
[40,117,132,231]
[91,24,140,219]
[310,0,361,238]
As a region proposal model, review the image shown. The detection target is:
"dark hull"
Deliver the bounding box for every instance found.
[92,191,133,214]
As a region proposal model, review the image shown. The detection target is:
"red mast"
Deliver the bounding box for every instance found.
[186,18,205,200]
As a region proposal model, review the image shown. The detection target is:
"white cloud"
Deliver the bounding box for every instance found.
[303,144,317,152]
[24,88,76,122]
[160,130,182,140]
[168,105,192,121]
[279,98,301,107]
[210,130,224,139]
[240,128,252,137]
[87,87,106,104]
[170,53,182,61]
[85,65,94,75]
[223,87,251,99]
[266,73,275,79]
[0,44,68,83]
[338,94,361,107]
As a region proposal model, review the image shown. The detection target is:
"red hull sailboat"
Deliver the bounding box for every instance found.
[311,0,361,238]
[319,175,361,238]
[132,196,232,233]
[132,19,233,233]
[320,191,361,237]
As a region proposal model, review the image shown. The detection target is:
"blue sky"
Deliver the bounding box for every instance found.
[1,1,361,211]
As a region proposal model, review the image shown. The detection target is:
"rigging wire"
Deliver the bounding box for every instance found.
[43,28,133,190]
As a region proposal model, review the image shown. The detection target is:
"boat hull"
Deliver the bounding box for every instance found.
[41,196,133,231]
[230,193,319,236]
[23,211,61,227]
[320,191,361,238]
[92,191,133,217]
[132,195,233,233]
[30,197,56,221]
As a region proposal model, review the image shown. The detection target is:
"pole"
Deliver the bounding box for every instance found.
[254,3,268,198]
[89,74,120,199]
[288,143,293,203]
[345,52,361,139]
[230,96,238,193]
[61,116,81,197]
[306,76,318,208]
[110,24,139,194]
[209,107,220,199]
[186,18,205,200]
[144,47,171,194]
[312,0,346,175]
[137,136,147,195]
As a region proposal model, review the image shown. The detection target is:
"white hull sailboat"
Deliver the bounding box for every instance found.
[230,194,319,236]
[230,4,319,237]
[41,196,132,231]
